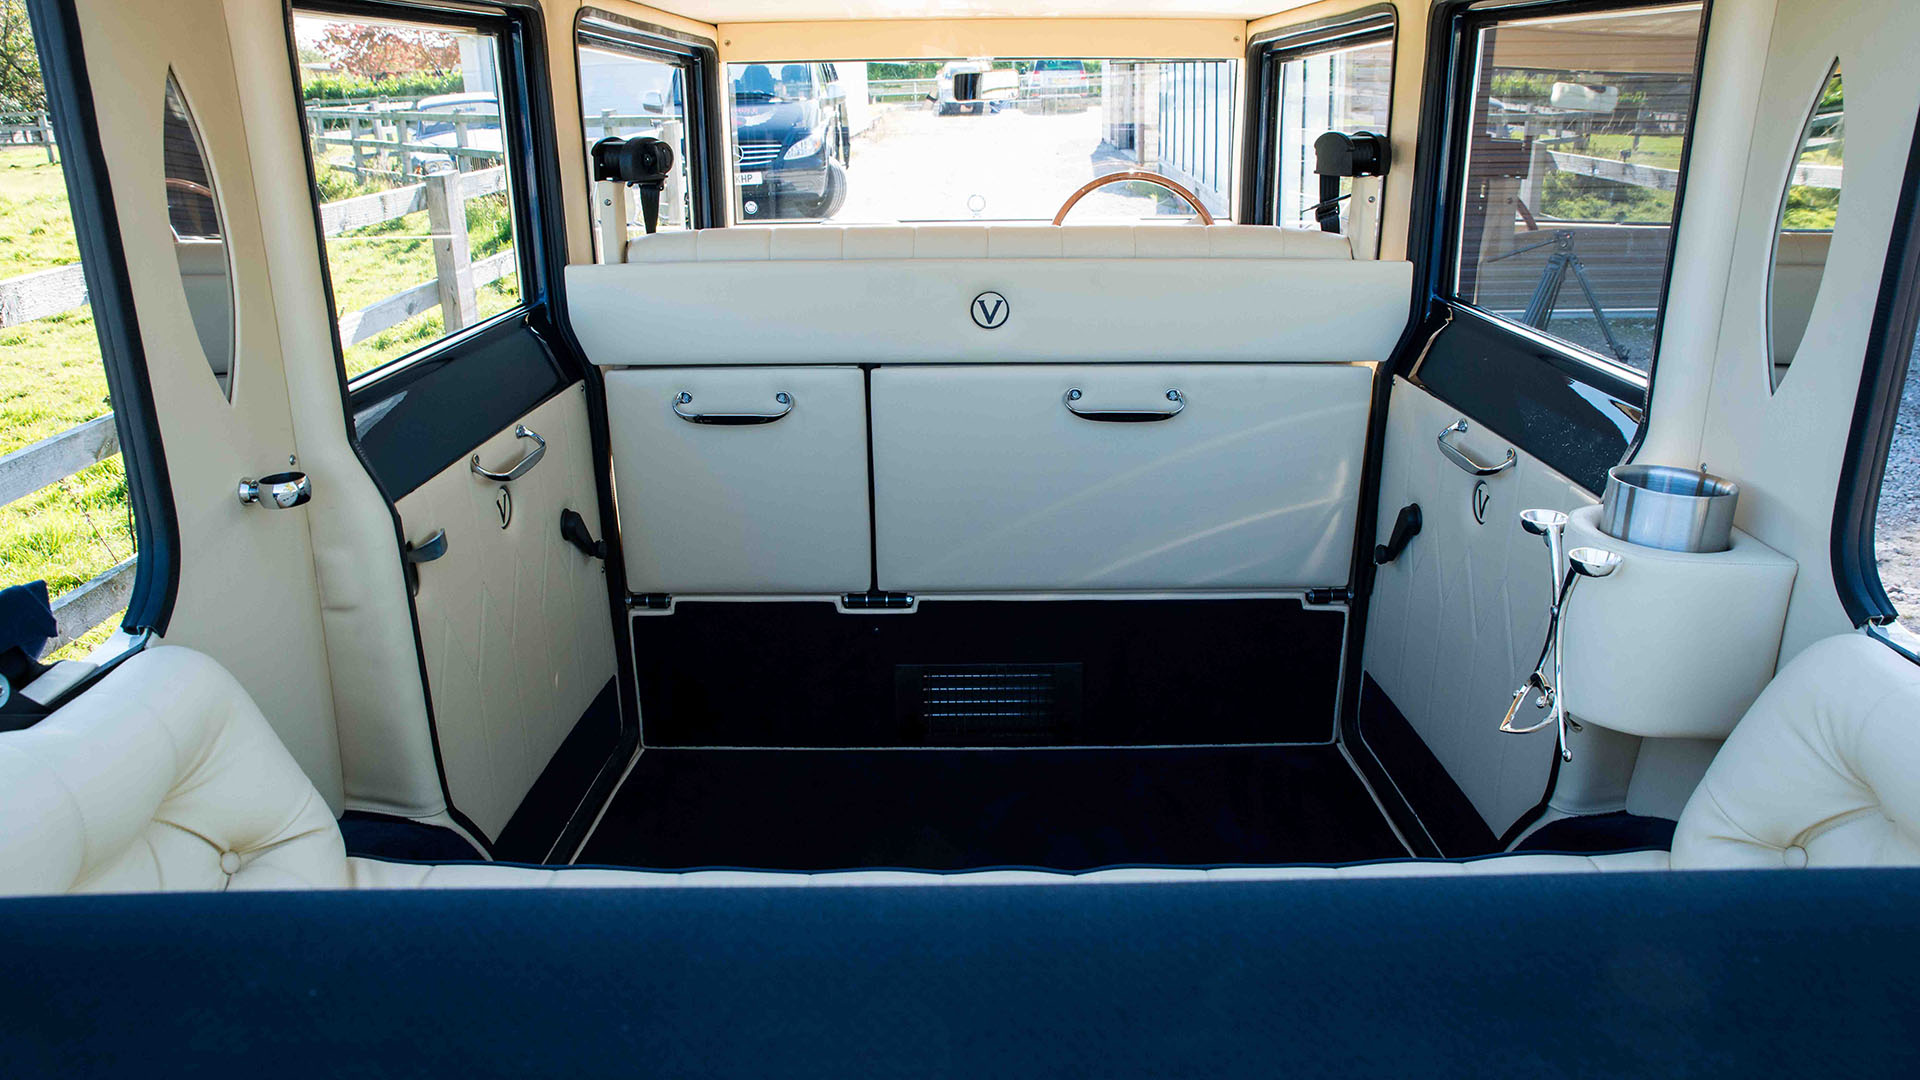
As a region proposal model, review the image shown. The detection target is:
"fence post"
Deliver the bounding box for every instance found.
[661,119,685,227]
[38,109,54,164]
[350,115,368,180]
[453,120,470,172]
[424,169,477,333]
[599,107,615,141]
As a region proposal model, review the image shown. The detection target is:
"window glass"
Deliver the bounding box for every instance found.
[1873,328,1920,641]
[1768,61,1843,391]
[726,58,1236,223]
[1,7,139,660]
[162,73,236,398]
[1451,5,1704,373]
[293,12,523,379]
[1272,36,1393,233]
[577,39,694,243]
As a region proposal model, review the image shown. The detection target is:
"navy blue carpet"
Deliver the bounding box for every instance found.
[577,746,1406,870]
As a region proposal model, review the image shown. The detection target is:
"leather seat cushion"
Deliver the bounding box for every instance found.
[345,851,1671,889]
[0,648,348,894]
[1673,633,1920,868]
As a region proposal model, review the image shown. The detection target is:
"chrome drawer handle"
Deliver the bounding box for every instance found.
[673,391,794,425]
[471,425,546,483]
[1437,419,1515,476]
[1063,387,1185,422]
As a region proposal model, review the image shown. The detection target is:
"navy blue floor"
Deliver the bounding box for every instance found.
[576,746,1406,870]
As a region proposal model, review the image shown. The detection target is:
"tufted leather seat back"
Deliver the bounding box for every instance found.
[569,223,1412,369]
[0,647,347,895]
[1672,633,1920,868]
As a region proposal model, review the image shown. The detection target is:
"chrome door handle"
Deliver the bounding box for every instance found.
[471,425,546,483]
[1063,387,1185,422]
[237,471,311,508]
[672,391,794,425]
[1437,419,1515,476]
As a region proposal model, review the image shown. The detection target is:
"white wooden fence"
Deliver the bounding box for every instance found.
[0,109,57,163]
[3,158,519,654]
[0,416,131,654]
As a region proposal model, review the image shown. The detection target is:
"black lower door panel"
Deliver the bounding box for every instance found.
[632,599,1344,746]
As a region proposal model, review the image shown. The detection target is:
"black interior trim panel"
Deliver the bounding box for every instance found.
[1355,674,1502,857]
[492,678,624,864]
[632,599,1345,747]
[346,319,572,500]
[1410,305,1640,493]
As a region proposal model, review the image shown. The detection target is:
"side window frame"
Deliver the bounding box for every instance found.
[19,0,181,644]
[1833,110,1920,638]
[1390,0,1712,493]
[573,7,723,236]
[289,0,559,394]
[1425,0,1711,398]
[1242,4,1397,230]
[284,0,586,501]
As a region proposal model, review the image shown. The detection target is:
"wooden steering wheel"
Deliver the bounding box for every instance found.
[1052,170,1215,225]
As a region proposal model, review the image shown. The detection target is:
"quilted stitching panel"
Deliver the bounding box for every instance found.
[396,387,618,841]
[1362,380,1595,836]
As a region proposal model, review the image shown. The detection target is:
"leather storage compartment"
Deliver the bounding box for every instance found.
[606,366,872,594]
[870,364,1373,591]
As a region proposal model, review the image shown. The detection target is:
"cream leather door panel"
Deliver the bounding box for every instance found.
[71,0,342,805]
[395,388,617,841]
[871,364,1373,592]
[606,367,872,594]
[1361,379,1593,844]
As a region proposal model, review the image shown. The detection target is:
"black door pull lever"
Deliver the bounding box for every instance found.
[560,509,606,561]
[1374,504,1422,565]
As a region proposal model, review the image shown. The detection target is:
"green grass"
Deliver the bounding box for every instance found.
[0,146,81,278]
[3,123,522,662]
[1784,185,1839,231]
[0,146,133,659]
[0,303,131,662]
[1574,133,1684,171]
[344,276,522,376]
[1539,169,1674,224]
[312,160,521,378]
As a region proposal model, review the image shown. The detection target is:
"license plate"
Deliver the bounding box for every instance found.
[738,171,764,186]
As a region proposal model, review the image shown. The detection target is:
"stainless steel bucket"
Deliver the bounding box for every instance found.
[1599,465,1739,553]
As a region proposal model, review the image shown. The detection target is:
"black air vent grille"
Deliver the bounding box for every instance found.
[895,663,1083,743]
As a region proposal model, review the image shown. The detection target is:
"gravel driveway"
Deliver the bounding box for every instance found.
[1874,335,1920,629]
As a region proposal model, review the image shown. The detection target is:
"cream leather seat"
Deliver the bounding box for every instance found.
[2,635,1915,895]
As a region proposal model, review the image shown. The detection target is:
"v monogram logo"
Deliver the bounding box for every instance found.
[970,291,1010,329]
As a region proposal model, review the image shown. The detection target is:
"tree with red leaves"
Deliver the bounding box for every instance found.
[314,22,459,80]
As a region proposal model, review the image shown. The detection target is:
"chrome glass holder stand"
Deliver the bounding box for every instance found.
[1502,509,1623,762]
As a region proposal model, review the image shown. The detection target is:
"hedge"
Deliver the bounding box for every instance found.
[303,70,466,104]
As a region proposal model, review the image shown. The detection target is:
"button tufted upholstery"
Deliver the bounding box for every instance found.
[3,634,1916,895]
[1671,633,1920,868]
[0,648,347,894]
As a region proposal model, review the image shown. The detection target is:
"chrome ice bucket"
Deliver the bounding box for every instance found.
[1599,464,1739,553]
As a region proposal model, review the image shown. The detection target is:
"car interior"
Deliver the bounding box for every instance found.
[2,0,1919,968]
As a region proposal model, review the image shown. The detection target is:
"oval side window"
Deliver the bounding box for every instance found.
[1768,60,1844,393]
[163,72,237,400]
